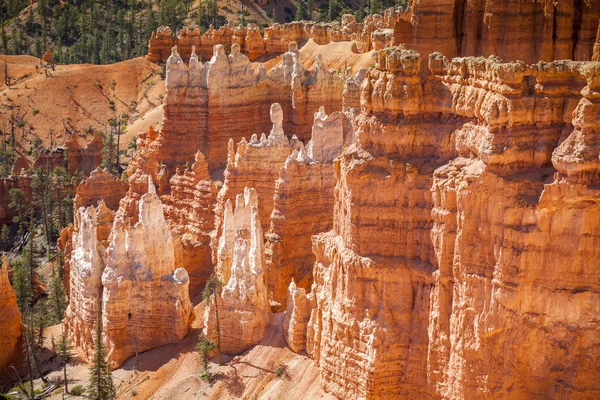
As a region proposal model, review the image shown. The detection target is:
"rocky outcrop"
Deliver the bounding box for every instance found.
[65,132,104,176]
[394,0,600,63]
[102,181,193,368]
[264,108,348,310]
[64,204,108,359]
[74,168,128,212]
[216,103,293,236]
[142,43,345,175]
[0,255,22,372]
[161,151,216,289]
[148,16,394,63]
[65,179,193,368]
[426,57,600,399]
[302,47,600,399]
[283,280,312,353]
[206,187,270,354]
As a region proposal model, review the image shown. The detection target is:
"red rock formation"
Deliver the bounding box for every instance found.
[64,204,109,360]
[302,47,600,399]
[205,187,270,354]
[148,17,384,63]
[394,0,600,63]
[283,280,312,353]
[0,255,22,372]
[102,183,193,368]
[65,132,103,176]
[427,57,600,399]
[65,180,194,369]
[216,103,293,234]
[161,151,216,289]
[264,108,348,310]
[74,168,128,212]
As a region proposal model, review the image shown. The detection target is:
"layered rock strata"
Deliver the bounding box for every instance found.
[161,151,216,288]
[0,255,22,372]
[283,280,312,353]
[65,179,193,368]
[102,181,193,368]
[427,55,600,399]
[74,168,128,212]
[303,47,600,399]
[206,187,270,354]
[394,0,600,63]
[140,43,345,175]
[216,103,293,236]
[265,108,349,309]
[147,15,395,63]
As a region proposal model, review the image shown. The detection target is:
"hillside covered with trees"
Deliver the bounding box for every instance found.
[1,0,407,65]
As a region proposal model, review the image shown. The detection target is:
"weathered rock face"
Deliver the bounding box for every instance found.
[64,204,108,359]
[74,168,128,212]
[148,16,392,63]
[66,132,104,176]
[102,182,193,368]
[427,60,600,399]
[0,255,22,372]
[216,103,293,236]
[283,280,313,353]
[394,0,600,63]
[303,47,600,399]
[65,180,193,369]
[206,187,270,355]
[144,43,345,175]
[305,48,455,399]
[265,108,348,310]
[161,151,216,289]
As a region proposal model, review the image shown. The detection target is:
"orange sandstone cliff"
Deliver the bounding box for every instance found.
[0,255,22,373]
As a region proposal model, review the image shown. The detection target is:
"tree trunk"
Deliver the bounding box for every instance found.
[214,294,221,365]
[63,361,68,394]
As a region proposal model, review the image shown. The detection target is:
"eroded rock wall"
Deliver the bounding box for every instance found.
[394,0,600,63]
[161,151,216,289]
[306,48,459,399]
[102,183,193,368]
[265,108,347,310]
[65,180,193,369]
[303,47,600,399]
[0,255,22,372]
[206,187,270,354]
[147,15,395,63]
[146,43,345,174]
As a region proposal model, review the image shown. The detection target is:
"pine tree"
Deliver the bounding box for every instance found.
[88,297,115,400]
[32,168,54,252]
[295,0,308,21]
[196,333,216,381]
[58,328,74,394]
[203,274,224,365]
[49,266,67,322]
[11,259,32,313]
[0,224,10,249]
[9,188,31,240]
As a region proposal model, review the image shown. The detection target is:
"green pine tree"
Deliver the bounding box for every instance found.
[58,328,74,394]
[88,297,115,400]
[49,266,67,322]
[196,333,216,381]
[203,274,224,365]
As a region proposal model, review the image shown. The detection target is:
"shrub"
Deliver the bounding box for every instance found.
[32,109,40,115]
[274,363,287,378]
[70,385,85,396]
